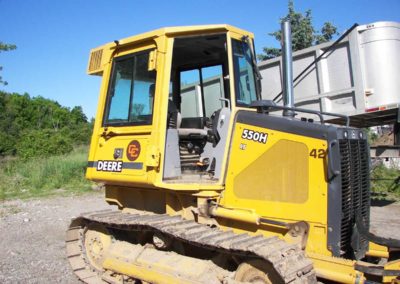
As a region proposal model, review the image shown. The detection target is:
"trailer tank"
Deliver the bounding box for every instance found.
[258,21,400,128]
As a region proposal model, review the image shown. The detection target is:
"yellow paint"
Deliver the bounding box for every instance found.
[103,258,192,284]
[384,259,400,283]
[86,24,254,190]
[233,139,310,203]
[222,122,330,255]
[84,24,400,284]
[367,241,389,258]
[102,239,227,283]
[210,205,260,225]
[308,253,365,283]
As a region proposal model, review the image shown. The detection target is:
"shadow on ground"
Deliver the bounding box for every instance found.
[371,192,397,207]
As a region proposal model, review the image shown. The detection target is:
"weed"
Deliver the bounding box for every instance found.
[0,204,22,218]
[0,146,93,200]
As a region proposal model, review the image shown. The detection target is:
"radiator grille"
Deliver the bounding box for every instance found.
[339,139,370,258]
[88,49,103,73]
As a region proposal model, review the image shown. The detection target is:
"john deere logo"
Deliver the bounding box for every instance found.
[126,140,141,161]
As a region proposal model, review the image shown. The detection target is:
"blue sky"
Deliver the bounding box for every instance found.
[1,0,399,119]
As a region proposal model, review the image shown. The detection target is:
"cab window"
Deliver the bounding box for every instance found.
[104,50,156,126]
[232,39,257,106]
[179,65,224,119]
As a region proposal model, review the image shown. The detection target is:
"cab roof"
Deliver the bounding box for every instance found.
[88,24,254,75]
[99,24,254,50]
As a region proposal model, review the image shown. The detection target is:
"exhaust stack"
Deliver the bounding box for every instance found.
[281,20,295,117]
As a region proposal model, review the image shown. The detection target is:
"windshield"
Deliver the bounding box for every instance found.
[231,39,258,106]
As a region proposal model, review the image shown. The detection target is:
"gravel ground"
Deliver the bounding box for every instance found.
[370,200,400,239]
[0,194,399,283]
[0,193,111,284]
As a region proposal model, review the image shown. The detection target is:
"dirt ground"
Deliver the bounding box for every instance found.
[0,193,111,283]
[0,194,399,283]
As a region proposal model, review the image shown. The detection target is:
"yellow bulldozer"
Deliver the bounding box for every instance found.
[66,24,400,283]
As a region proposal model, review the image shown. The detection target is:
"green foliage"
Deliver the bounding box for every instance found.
[0,41,17,85]
[315,22,338,45]
[16,129,73,159]
[0,42,17,52]
[0,146,93,200]
[0,91,92,158]
[371,164,400,199]
[258,0,338,61]
[365,128,378,144]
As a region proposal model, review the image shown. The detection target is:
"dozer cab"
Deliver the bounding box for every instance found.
[66,25,400,283]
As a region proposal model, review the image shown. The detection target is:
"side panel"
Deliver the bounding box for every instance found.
[87,132,150,185]
[222,111,332,255]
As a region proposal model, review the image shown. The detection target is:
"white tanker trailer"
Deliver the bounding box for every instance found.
[258,21,400,141]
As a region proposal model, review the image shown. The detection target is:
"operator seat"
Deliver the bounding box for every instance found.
[167,100,208,139]
[176,112,208,138]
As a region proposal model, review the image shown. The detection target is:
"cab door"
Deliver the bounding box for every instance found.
[86,47,157,186]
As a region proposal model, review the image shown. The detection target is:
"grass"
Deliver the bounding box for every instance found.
[0,146,94,200]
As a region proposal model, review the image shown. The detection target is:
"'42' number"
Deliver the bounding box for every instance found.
[309,149,326,158]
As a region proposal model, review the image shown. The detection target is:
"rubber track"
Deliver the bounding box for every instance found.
[66,210,317,284]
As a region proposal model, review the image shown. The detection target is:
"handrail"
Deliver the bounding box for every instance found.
[253,103,350,127]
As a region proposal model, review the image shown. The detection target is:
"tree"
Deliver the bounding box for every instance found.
[0,42,17,85]
[0,91,92,157]
[258,1,338,61]
[315,22,339,44]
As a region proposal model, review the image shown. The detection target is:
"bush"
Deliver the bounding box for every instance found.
[16,129,73,159]
[0,133,17,156]
[371,163,400,198]
[60,123,93,145]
